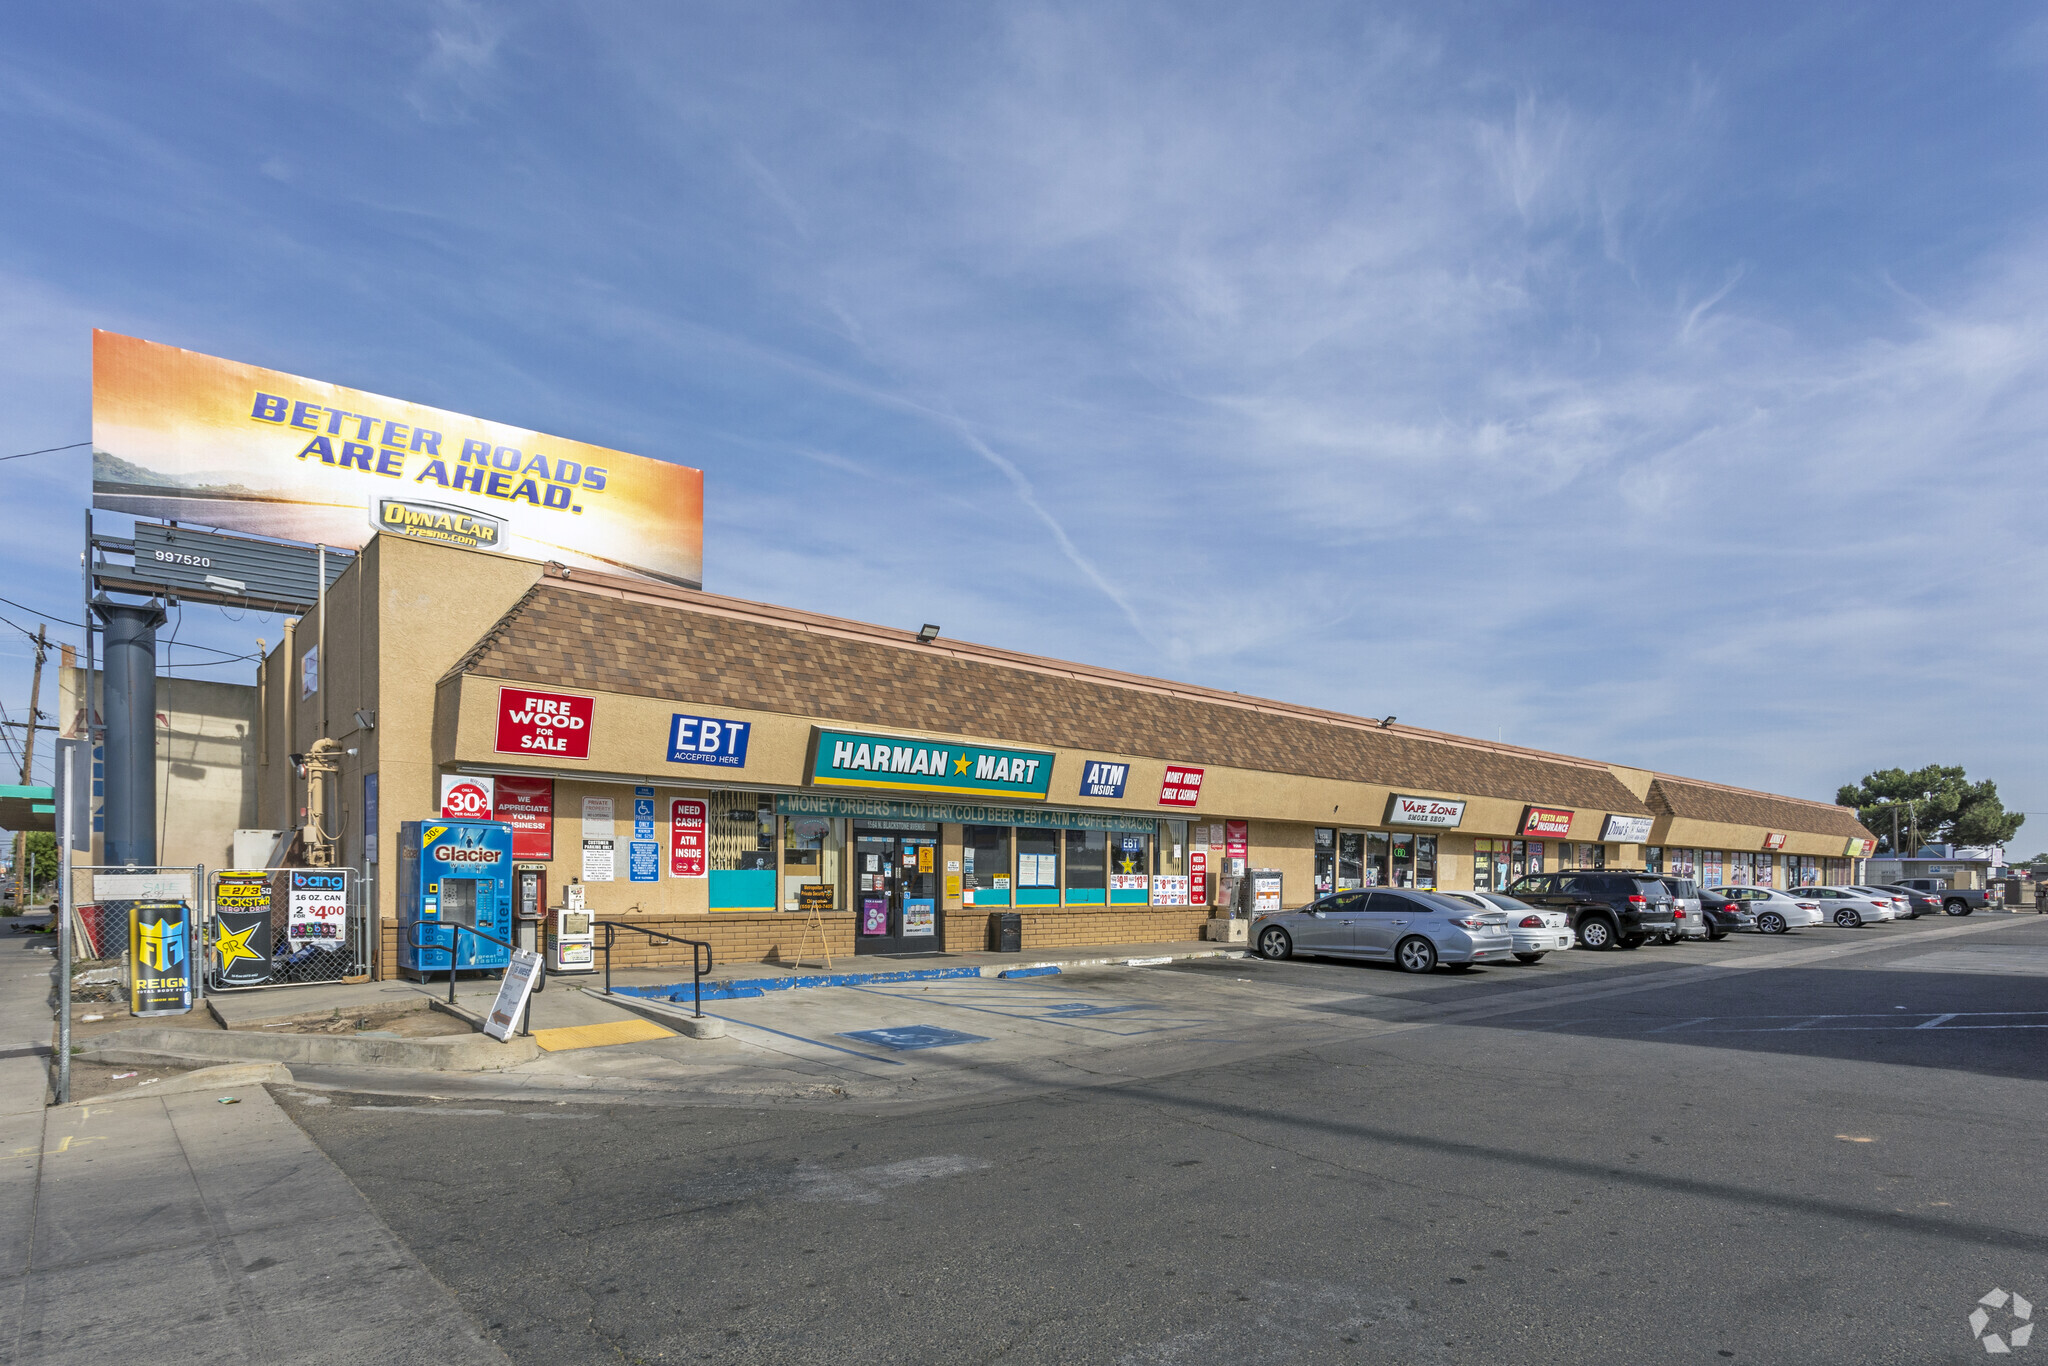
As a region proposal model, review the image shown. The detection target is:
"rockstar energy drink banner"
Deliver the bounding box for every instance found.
[211,872,274,989]
[129,901,195,1016]
[91,330,704,589]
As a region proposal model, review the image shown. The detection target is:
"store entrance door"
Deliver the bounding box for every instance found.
[853,829,943,955]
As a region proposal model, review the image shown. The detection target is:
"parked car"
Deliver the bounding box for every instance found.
[1505,871,1678,950]
[1889,876,1991,916]
[1437,891,1575,963]
[1868,882,1944,918]
[1711,886,1823,934]
[1655,876,1706,941]
[1253,888,1517,973]
[1842,886,1908,921]
[1697,887,1749,939]
[1791,885,1894,928]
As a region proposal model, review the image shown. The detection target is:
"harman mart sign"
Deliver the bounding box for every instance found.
[808,728,1054,801]
[777,793,1156,833]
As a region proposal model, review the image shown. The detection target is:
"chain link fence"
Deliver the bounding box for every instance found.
[204,867,369,989]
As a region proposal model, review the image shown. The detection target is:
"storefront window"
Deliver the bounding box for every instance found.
[1728,852,1752,886]
[1064,829,1108,903]
[711,793,775,871]
[1757,856,1775,888]
[963,825,1012,906]
[1390,832,1415,887]
[1314,828,1336,895]
[1158,821,1188,875]
[1111,831,1150,901]
[1525,840,1544,877]
[1415,836,1437,889]
[1703,851,1724,886]
[1645,846,1663,874]
[1016,829,1060,904]
[1366,831,1390,886]
[781,815,844,909]
[1337,831,1364,889]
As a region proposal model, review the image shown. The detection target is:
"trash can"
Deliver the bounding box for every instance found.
[988,912,1022,953]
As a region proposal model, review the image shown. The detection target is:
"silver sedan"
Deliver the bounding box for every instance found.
[1438,891,1574,963]
[1792,885,1893,929]
[1254,888,1516,973]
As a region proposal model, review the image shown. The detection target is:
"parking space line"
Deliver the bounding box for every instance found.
[1915,1012,1959,1029]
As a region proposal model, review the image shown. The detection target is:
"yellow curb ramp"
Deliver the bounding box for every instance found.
[531,1018,677,1052]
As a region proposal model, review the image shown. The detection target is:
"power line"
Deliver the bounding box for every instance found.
[0,441,89,463]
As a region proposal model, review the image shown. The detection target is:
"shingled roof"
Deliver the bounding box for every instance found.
[1649,776,1873,841]
[449,574,1652,814]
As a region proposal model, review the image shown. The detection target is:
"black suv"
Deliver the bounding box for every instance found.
[1505,871,1678,950]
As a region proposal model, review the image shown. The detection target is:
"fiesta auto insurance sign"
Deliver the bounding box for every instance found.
[1519,805,1576,838]
[495,687,594,759]
[1385,794,1467,829]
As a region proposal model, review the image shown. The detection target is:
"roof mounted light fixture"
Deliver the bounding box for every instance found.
[1379,715,1397,729]
[916,623,941,644]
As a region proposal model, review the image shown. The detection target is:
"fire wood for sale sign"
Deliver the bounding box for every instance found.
[495,686,594,759]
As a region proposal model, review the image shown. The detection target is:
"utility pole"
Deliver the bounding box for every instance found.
[13,625,47,903]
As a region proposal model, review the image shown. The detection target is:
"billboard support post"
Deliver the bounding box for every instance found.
[94,598,166,868]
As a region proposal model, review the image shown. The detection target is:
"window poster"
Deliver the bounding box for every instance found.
[903,899,936,936]
[860,898,889,935]
[1153,875,1189,905]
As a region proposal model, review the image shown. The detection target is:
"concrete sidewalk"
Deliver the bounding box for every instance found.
[0,929,506,1365]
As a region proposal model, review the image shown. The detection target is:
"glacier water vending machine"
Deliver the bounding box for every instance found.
[398,820,514,979]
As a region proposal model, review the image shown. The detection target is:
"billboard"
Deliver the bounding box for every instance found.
[91,330,703,588]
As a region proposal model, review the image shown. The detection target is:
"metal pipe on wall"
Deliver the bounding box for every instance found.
[93,598,166,868]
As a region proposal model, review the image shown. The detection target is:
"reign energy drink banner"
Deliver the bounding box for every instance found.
[91,330,704,589]
[129,901,194,1016]
[211,872,274,988]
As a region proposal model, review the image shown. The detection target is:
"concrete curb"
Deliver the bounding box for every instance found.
[65,1062,294,1107]
[580,987,727,1037]
[80,1026,540,1071]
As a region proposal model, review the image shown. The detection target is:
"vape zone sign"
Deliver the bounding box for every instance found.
[495,687,594,759]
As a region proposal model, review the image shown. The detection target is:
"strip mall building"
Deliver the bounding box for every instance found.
[256,535,1878,974]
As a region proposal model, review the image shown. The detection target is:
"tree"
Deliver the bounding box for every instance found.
[1836,766,2025,854]
[21,832,57,903]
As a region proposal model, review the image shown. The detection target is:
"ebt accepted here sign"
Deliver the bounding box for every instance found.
[495,687,594,759]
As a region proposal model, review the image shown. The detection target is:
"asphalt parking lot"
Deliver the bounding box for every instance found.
[278,912,2048,1364]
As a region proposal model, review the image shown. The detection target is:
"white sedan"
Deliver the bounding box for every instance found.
[1711,887,1824,934]
[1438,891,1574,962]
[1792,886,1896,928]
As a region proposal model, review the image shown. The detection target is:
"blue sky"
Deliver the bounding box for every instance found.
[3,2,2045,848]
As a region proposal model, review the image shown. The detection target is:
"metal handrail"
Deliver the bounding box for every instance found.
[594,920,713,1018]
[404,922,542,1036]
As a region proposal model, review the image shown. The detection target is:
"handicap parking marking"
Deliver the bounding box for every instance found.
[840,978,1220,1038]
[839,1025,991,1051]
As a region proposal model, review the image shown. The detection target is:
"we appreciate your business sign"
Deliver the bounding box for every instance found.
[91,330,703,588]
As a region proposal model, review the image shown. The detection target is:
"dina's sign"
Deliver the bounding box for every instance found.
[809,728,1054,801]
[1385,794,1467,829]
[1599,814,1655,843]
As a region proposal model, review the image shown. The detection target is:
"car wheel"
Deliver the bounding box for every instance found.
[1834,908,1861,928]
[1575,917,1614,950]
[1257,926,1293,961]
[1758,911,1787,935]
[1514,951,1546,964]
[1395,936,1438,974]
[1945,899,1970,916]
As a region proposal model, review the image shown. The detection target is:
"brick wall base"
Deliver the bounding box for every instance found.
[375,905,1215,979]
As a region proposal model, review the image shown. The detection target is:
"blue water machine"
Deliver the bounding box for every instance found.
[398,820,515,979]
